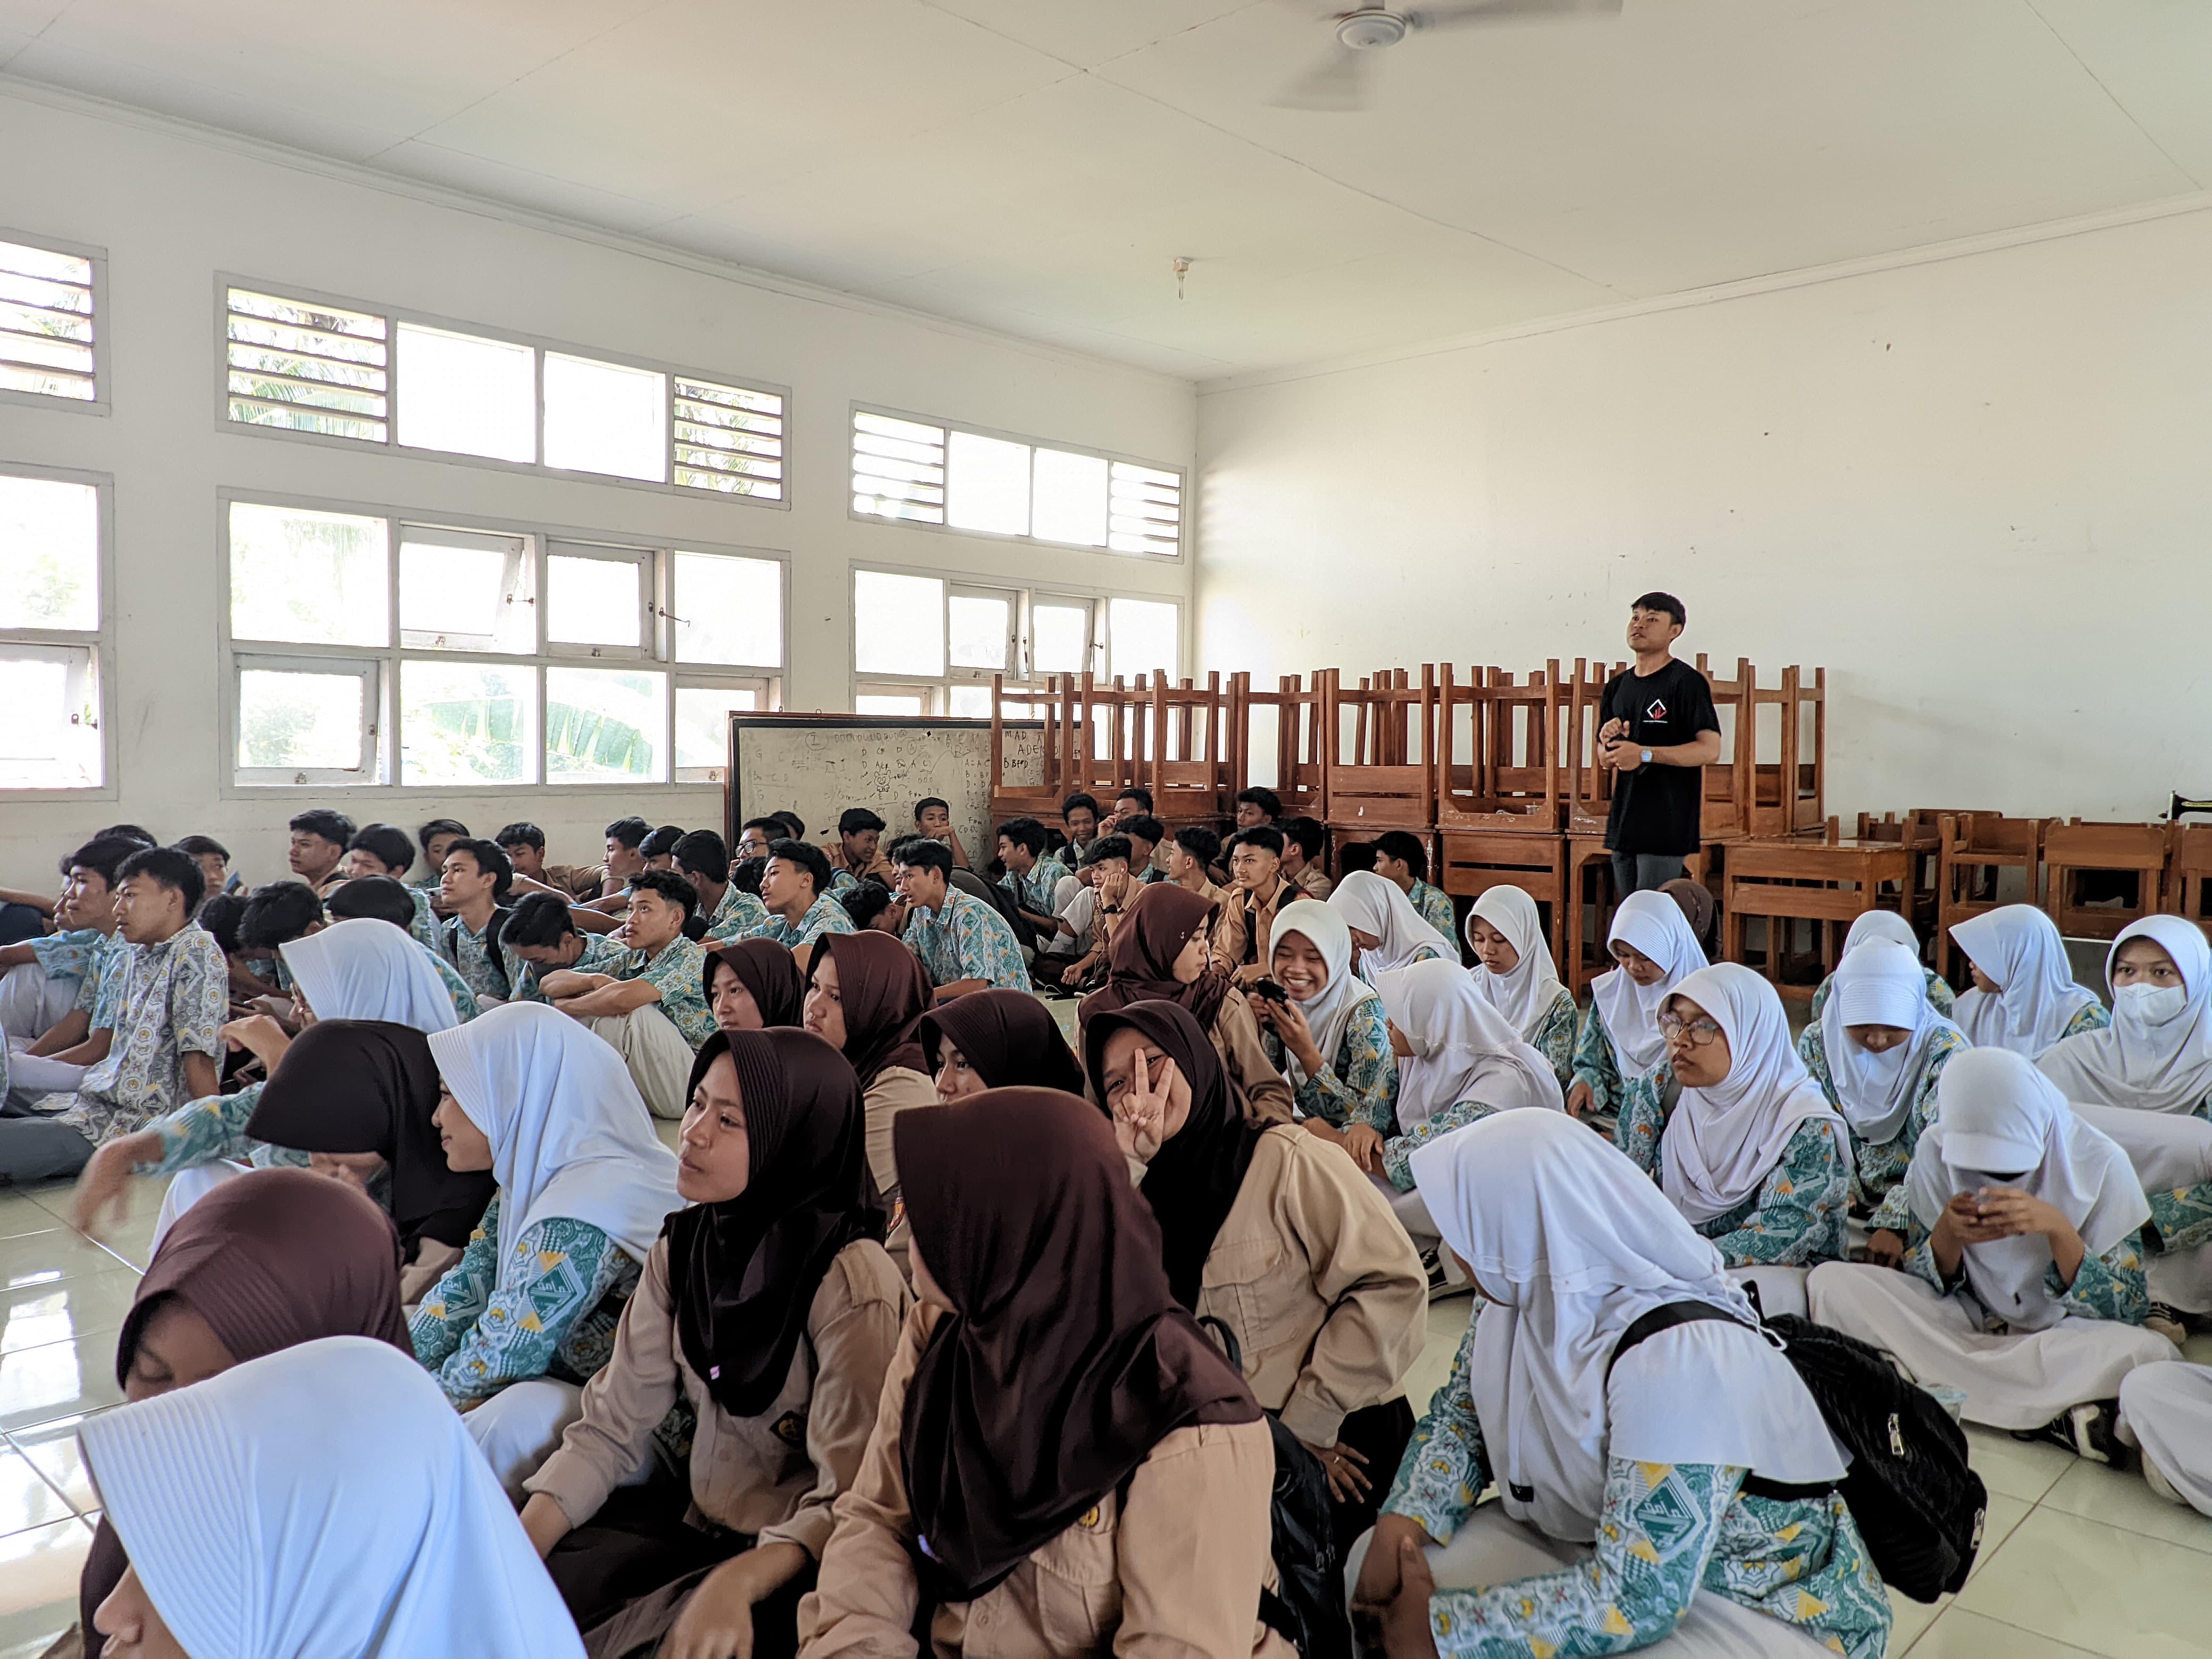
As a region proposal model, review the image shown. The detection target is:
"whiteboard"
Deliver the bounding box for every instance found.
[728,716,1046,861]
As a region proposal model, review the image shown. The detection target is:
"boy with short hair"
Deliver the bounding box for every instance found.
[734,816,785,861]
[1046,835,1141,991]
[1061,792,1102,853]
[1279,816,1333,902]
[1166,826,1231,906]
[911,798,971,868]
[286,809,356,895]
[671,830,769,941]
[1118,814,1167,884]
[827,808,893,892]
[494,822,606,903]
[499,892,632,1003]
[1102,785,1154,833]
[893,837,1027,1000]
[538,869,708,1119]
[1373,829,1455,939]
[748,841,856,956]
[1234,786,1283,831]
[436,839,515,1001]
[413,819,472,891]
[639,825,685,871]
[1210,825,1298,986]
[995,818,1070,943]
[0,834,140,1048]
[345,823,416,881]
[174,835,238,902]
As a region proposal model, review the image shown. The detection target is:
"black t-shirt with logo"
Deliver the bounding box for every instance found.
[1603,658,1721,855]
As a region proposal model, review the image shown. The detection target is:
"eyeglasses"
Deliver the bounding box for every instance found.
[1656,1012,1724,1046]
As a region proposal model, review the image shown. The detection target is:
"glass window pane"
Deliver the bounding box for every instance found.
[543,354,666,482]
[1030,448,1109,547]
[675,685,758,774]
[945,431,1029,535]
[398,531,534,653]
[237,668,365,771]
[229,502,389,647]
[548,554,643,649]
[947,683,993,718]
[1033,602,1091,675]
[856,693,925,716]
[673,552,781,666]
[546,667,667,784]
[0,648,100,787]
[948,592,1010,672]
[0,475,98,631]
[396,324,535,463]
[1109,597,1178,682]
[853,571,943,677]
[401,660,536,785]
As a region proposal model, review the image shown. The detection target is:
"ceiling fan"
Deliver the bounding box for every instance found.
[1275,0,1624,111]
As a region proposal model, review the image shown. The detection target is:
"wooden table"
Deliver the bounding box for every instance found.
[1722,837,1921,999]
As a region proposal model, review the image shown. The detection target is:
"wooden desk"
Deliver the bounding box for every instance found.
[1722,837,1921,999]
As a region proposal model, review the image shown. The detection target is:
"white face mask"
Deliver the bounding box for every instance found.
[2116,982,2188,1025]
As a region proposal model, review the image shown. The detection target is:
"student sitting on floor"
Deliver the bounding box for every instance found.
[501,891,630,1003]
[1250,899,1397,1162]
[802,933,937,1249]
[825,807,894,894]
[993,816,1070,945]
[1101,782,1155,833]
[1564,889,1707,1125]
[1805,908,1955,1020]
[918,987,1086,1100]
[436,836,517,1002]
[540,870,712,1121]
[750,840,858,957]
[1090,999,1428,1556]
[1037,835,1132,990]
[1949,903,2107,1057]
[420,1002,683,1498]
[1164,823,1230,906]
[413,817,471,891]
[669,828,768,942]
[498,819,607,903]
[910,796,971,868]
[795,1090,1286,1658]
[1278,815,1333,902]
[286,807,355,896]
[837,880,902,935]
[519,1029,905,1659]
[1234,785,1282,831]
[1463,885,1578,1096]
[1329,869,1455,983]
[1120,812,1168,884]
[1210,826,1301,988]
[174,833,238,902]
[574,816,653,925]
[1811,1049,2173,1462]
[1061,790,1101,854]
[705,939,807,1034]
[1371,830,1456,941]
[337,826,437,942]
[889,835,1028,1000]
[0,834,137,1059]
[644,825,688,872]
[1352,1109,1890,1659]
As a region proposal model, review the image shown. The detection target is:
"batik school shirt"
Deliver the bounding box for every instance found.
[406,886,440,952]
[1802,1020,1968,1224]
[37,928,227,1147]
[1260,994,1398,1136]
[704,883,771,942]
[1572,998,1673,1132]
[999,855,1071,920]
[614,934,715,1048]
[1407,878,1455,942]
[745,892,856,951]
[505,930,630,1005]
[1899,1208,2149,1326]
[1522,985,1581,1098]
[1616,1101,1851,1268]
[31,927,131,1031]
[1385,1318,1890,1659]
[904,887,1030,993]
[438,909,513,1001]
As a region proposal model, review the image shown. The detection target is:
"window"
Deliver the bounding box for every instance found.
[850,406,1182,556]
[222,281,786,502]
[0,467,108,790]
[2,237,100,407]
[223,492,783,790]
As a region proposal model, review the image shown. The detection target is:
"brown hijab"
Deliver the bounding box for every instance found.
[1078,882,1229,1032]
[806,930,931,1088]
[701,938,806,1028]
[1661,878,1719,956]
[81,1169,411,1655]
[917,990,1085,1095]
[894,1090,1260,1602]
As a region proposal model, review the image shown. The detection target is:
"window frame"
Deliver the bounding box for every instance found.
[848,402,1185,562]
[216,486,788,799]
[231,652,383,787]
[0,230,108,417]
[213,274,791,509]
[0,461,116,800]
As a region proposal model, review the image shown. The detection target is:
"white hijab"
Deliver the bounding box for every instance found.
[427,1003,682,1283]
[1465,886,1566,1043]
[79,1335,584,1658]
[1330,869,1455,979]
[279,917,460,1033]
[1840,909,1921,959]
[1376,959,1564,1132]
[1818,939,1963,1146]
[2038,915,2212,1118]
[1268,899,1379,1090]
[1589,891,1710,1082]
[1949,906,2100,1059]
[1411,1112,1843,1543]
[1907,1049,2149,1333]
[1661,963,1849,1225]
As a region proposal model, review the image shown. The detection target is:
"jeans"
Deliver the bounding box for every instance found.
[1611,851,1687,897]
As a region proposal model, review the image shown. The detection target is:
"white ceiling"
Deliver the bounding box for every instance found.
[3,0,2207,379]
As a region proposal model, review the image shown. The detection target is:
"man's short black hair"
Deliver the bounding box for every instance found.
[174,834,230,861]
[731,855,768,896]
[1236,786,1283,820]
[839,879,895,929]
[605,816,651,849]
[1228,825,1286,860]
[626,868,698,920]
[914,797,950,822]
[1061,791,1101,821]
[288,809,356,848]
[1082,834,1135,869]
[1279,815,1325,859]
[444,838,514,901]
[640,824,685,860]
[996,817,1049,858]
[1631,590,1686,628]
[771,810,807,841]
[1339,841,1380,875]
[765,839,832,898]
[118,846,203,913]
[504,891,580,949]
[347,823,415,874]
[740,816,785,840]
[1373,830,1429,881]
[1171,824,1221,865]
[494,821,547,853]
[325,875,418,928]
[238,881,324,950]
[96,823,158,847]
[198,892,248,956]
[839,808,886,837]
[891,836,953,878]
[672,830,730,884]
[63,834,146,888]
[415,818,470,855]
[1114,785,1154,812]
[1119,814,1164,850]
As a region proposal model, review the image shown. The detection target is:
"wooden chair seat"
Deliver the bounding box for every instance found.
[1721,833,1916,999]
[2043,819,2171,942]
[1936,812,2041,983]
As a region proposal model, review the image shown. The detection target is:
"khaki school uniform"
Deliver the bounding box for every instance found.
[1290,864,1333,903]
[865,1066,940,1275]
[546,861,611,901]
[1209,878,1300,987]
[798,1304,1295,1659]
[1211,989,1296,1126]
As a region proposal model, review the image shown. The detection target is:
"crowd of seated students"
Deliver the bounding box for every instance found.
[20,788,2212,1659]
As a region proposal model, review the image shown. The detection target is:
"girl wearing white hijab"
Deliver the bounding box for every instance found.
[81,1335,583,1659]
[1949,904,2106,1058]
[1805,910,1955,1021]
[1808,1050,2171,1457]
[1252,899,1399,1172]
[420,1001,684,1498]
[1566,891,1707,1126]
[1797,940,1970,1234]
[1350,1112,1888,1659]
[1464,886,1578,1094]
[1328,870,1454,983]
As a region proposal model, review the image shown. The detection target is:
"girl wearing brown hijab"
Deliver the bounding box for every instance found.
[520,1029,907,1659]
[917,988,1085,1099]
[1078,883,1294,1125]
[706,939,807,1032]
[797,1090,1292,1657]
[78,1168,410,1657]
[1086,1000,1428,1557]
[802,931,936,1220]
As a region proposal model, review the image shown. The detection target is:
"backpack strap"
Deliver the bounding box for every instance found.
[1196,1314,1245,1375]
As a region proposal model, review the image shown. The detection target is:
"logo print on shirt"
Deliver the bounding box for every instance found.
[1645,700,1668,722]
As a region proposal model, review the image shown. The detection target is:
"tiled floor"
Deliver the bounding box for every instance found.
[4,1171,2212,1657]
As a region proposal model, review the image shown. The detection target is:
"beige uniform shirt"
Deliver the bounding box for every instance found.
[1289,864,1334,903]
[1209,879,1300,987]
[525,1236,908,1560]
[799,1304,1296,1659]
[864,1066,940,1278]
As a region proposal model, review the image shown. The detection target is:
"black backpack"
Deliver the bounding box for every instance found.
[1199,1317,1352,1659]
[1608,1302,1987,1603]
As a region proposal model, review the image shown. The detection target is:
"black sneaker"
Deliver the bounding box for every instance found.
[2146,1301,2189,1346]
[2013,1401,2130,1468]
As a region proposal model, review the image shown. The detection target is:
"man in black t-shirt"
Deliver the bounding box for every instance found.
[1600,591,1723,896]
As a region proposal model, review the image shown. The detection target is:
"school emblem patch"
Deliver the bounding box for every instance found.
[1645,699,1668,722]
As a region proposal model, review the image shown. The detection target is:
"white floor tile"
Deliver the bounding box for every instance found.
[1953,1506,2212,1655]
[2039,1455,2212,1556]
[1905,1607,2104,1658]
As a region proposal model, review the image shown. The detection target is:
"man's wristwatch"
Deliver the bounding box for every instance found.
[1640,748,1654,766]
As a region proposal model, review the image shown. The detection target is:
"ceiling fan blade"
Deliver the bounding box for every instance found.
[1410,0,1623,29]
[1272,47,1370,111]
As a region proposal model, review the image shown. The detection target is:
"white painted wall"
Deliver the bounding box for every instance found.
[1196,205,2212,825]
[0,87,1192,892]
